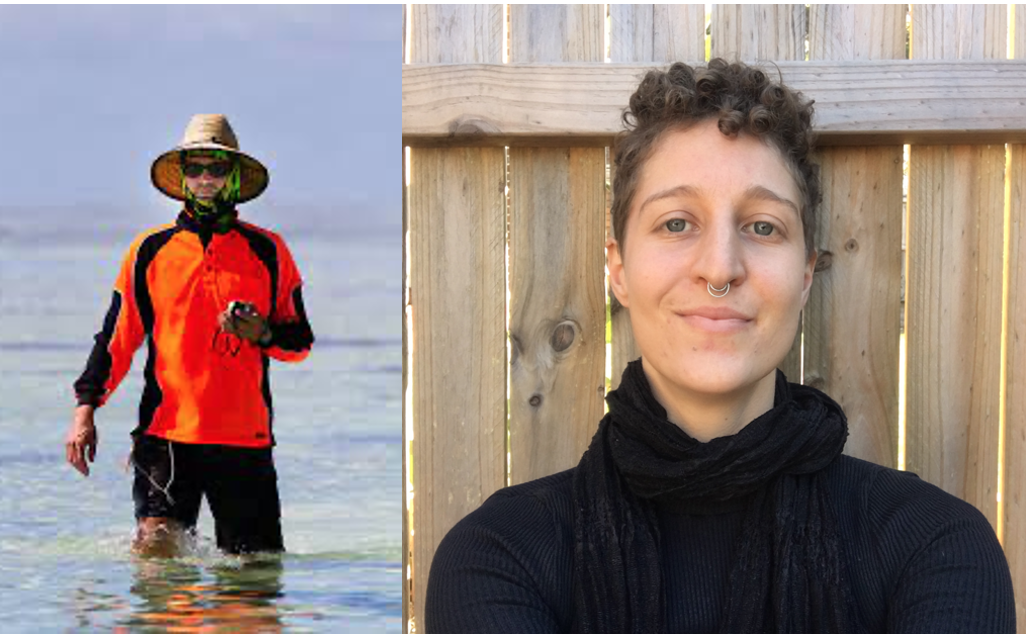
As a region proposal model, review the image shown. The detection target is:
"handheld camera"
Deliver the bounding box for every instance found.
[228,300,257,321]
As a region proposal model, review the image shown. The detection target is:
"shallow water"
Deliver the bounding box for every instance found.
[0,215,400,632]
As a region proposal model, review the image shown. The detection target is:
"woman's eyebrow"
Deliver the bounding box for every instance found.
[639,184,699,212]
[742,185,800,216]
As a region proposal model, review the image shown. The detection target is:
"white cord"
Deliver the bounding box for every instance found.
[131,439,176,506]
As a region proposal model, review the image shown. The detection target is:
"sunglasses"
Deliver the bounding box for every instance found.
[182,161,233,178]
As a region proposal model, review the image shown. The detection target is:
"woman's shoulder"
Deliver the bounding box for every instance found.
[825,455,1013,631]
[440,467,577,546]
[425,469,577,632]
[492,467,577,506]
[827,454,994,531]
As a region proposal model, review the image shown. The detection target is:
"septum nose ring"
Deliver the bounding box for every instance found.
[708,282,730,298]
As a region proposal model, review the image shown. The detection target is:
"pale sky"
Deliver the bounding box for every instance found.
[0,5,397,228]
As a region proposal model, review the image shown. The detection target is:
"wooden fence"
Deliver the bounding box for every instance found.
[402,4,1026,632]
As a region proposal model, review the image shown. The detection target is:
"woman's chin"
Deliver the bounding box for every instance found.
[642,355,775,400]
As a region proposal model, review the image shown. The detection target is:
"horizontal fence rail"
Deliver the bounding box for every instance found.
[403,60,1026,147]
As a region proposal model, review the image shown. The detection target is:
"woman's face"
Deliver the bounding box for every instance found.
[608,120,816,401]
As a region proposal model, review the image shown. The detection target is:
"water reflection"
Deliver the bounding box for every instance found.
[123,556,284,631]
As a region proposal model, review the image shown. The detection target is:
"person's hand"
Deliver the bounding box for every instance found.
[219,302,271,345]
[66,405,98,476]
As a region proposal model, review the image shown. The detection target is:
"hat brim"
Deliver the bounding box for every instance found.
[151,142,269,203]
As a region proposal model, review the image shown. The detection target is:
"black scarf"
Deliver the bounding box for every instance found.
[572,360,854,633]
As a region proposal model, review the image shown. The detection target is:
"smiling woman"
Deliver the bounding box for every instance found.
[424,60,1015,634]
[608,121,816,441]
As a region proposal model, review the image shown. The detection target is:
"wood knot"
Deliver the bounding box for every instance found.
[551,322,576,353]
[448,115,500,137]
[844,238,859,253]
[529,394,543,407]
[814,251,833,272]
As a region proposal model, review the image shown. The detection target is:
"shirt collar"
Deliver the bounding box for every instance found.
[175,209,238,235]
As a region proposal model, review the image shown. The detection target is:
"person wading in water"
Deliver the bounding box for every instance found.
[65,114,314,557]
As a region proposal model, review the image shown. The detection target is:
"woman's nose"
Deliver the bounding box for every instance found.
[693,222,745,289]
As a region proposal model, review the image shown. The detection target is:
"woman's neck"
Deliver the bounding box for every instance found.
[641,360,777,442]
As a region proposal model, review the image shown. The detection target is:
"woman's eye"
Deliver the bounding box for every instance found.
[666,218,688,232]
[752,221,774,236]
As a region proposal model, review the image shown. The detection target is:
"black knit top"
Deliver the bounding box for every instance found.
[425,455,1014,633]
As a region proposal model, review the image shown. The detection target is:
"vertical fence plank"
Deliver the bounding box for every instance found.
[409,5,506,628]
[607,4,706,389]
[412,3,503,64]
[508,5,606,484]
[510,4,604,62]
[1019,4,1025,59]
[711,4,807,61]
[911,4,1007,59]
[710,3,806,380]
[809,4,907,60]
[906,144,1005,524]
[906,4,1007,529]
[806,147,903,468]
[610,4,706,64]
[1006,144,1026,633]
[1002,5,1024,625]
[804,5,906,468]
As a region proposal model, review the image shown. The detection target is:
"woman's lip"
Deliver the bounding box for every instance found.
[677,307,752,333]
[680,314,750,333]
[680,306,751,320]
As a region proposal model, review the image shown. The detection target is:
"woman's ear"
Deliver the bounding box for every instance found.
[607,238,629,308]
[800,248,817,307]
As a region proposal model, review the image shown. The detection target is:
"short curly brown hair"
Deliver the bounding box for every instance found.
[611,58,820,255]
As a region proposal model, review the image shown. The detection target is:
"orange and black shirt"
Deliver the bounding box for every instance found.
[74,211,314,447]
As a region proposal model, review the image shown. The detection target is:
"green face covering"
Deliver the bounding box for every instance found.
[181,150,241,231]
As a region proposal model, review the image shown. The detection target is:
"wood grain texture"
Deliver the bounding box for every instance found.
[911,4,1007,60]
[1002,6,1024,623]
[905,2,1006,531]
[710,4,806,61]
[508,5,606,484]
[610,4,706,63]
[509,147,607,481]
[905,144,1005,527]
[1018,5,1025,60]
[410,147,507,624]
[403,60,1026,147]
[805,147,904,466]
[1004,142,1026,628]
[510,4,604,62]
[412,4,502,64]
[607,6,707,388]
[810,4,907,61]
[804,5,906,468]
[409,7,506,628]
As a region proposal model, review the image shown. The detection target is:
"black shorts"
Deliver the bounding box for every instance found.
[131,433,284,554]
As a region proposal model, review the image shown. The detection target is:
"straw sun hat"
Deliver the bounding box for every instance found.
[151,114,269,204]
